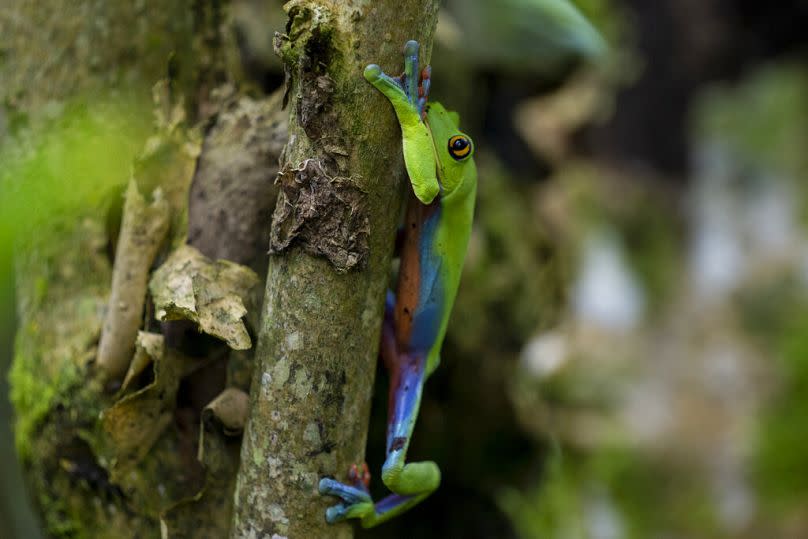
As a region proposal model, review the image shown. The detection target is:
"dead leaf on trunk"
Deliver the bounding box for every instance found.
[150,245,261,349]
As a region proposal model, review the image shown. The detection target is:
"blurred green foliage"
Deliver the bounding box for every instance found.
[694,63,808,516]
[694,64,808,184]
[500,447,724,539]
[739,276,808,515]
[500,58,808,539]
[572,0,626,47]
[0,92,153,454]
[0,94,153,263]
[0,93,153,539]
[556,163,683,312]
[444,0,608,76]
[754,300,808,510]
[499,449,588,539]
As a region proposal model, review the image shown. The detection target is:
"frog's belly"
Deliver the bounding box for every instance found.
[395,197,445,357]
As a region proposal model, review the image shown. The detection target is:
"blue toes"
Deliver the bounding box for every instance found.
[325,503,348,523]
[320,478,375,524]
[324,500,374,523]
[319,478,372,505]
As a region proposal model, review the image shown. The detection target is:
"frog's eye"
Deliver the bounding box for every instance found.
[448,135,473,161]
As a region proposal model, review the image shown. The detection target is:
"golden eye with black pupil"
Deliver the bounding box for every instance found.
[448,135,472,161]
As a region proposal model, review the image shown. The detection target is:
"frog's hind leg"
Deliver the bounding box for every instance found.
[319,295,440,527]
[381,292,440,499]
[380,349,438,495]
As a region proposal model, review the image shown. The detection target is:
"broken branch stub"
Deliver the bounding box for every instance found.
[97,179,170,381]
[203,387,250,437]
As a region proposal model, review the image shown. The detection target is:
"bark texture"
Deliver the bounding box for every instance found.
[230,1,440,538]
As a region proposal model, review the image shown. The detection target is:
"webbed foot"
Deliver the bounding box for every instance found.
[319,477,374,523]
[319,458,439,528]
[318,462,372,523]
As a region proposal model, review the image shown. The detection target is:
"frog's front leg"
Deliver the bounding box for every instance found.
[318,295,440,528]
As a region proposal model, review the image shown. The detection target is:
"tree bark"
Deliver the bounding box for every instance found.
[230,1,440,538]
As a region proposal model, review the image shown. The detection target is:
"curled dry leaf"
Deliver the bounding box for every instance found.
[121,330,166,391]
[202,387,249,436]
[150,245,261,350]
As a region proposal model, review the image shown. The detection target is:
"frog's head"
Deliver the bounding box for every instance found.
[425,102,476,197]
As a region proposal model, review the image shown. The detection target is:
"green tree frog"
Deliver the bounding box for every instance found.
[319,40,477,527]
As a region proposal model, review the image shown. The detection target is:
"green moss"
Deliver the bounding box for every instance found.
[276,3,336,68]
[40,489,82,539]
[8,329,59,460]
[4,94,161,536]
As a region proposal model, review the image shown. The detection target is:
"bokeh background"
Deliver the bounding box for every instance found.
[3,0,808,537]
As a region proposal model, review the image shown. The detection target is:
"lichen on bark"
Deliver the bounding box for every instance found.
[230,1,441,538]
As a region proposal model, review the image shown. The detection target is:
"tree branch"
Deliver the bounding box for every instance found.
[97,180,169,381]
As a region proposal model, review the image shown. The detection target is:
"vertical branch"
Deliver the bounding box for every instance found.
[97,180,169,381]
[230,1,440,537]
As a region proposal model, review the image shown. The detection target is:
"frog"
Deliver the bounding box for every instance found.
[318,39,477,528]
